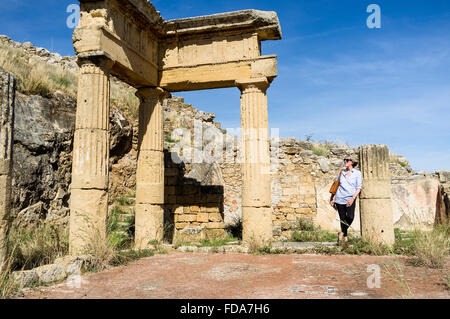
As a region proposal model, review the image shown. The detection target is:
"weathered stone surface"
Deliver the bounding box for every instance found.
[34,264,67,284]
[317,157,329,173]
[165,10,282,40]
[359,145,395,246]
[392,177,440,230]
[0,67,15,269]
[11,270,38,288]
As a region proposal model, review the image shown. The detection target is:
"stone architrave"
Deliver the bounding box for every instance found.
[236,78,273,244]
[359,144,395,246]
[0,69,15,269]
[69,58,113,255]
[135,88,169,248]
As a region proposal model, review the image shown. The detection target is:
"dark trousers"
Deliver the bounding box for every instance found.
[336,202,356,237]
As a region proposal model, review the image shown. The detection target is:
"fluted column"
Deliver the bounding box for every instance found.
[0,70,15,269]
[359,144,395,246]
[135,87,168,248]
[69,59,112,255]
[236,78,272,244]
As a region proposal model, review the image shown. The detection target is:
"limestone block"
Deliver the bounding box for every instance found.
[34,264,67,284]
[392,177,440,231]
[242,207,272,244]
[136,150,164,204]
[359,144,395,246]
[197,213,209,223]
[360,198,395,245]
[135,204,164,248]
[71,129,109,189]
[207,222,226,229]
[209,213,223,222]
[11,270,39,288]
[69,189,108,255]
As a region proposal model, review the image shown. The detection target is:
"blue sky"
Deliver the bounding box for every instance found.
[0,0,449,172]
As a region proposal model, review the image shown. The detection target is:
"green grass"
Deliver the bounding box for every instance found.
[108,206,135,250]
[199,236,239,248]
[290,218,339,243]
[110,249,155,267]
[115,196,133,206]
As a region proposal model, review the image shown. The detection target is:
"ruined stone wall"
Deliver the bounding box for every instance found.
[159,96,443,238]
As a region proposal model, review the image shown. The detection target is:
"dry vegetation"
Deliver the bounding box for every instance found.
[8,225,69,271]
[409,226,449,269]
[0,42,140,119]
[0,44,77,97]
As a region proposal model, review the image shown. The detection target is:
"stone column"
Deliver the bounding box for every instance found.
[69,59,112,255]
[359,144,395,246]
[135,88,168,248]
[0,70,15,269]
[236,78,272,244]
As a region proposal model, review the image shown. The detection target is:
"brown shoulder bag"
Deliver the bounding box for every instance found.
[329,169,343,195]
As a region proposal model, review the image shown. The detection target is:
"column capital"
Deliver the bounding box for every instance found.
[136,87,170,101]
[236,77,270,94]
[77,54,114,73]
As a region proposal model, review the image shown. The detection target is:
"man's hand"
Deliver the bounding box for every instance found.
[346,198,355,207]
[330,199,335,208]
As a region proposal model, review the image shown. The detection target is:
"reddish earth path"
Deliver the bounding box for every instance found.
[23,253,449,299]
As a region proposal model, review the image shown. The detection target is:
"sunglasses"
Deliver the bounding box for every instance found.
[344,159,353,163]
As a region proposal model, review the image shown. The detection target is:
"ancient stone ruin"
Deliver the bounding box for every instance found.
[70,0,281,254]
[0,1,448,261]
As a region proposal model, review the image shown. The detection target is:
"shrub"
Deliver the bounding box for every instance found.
[410,226,449,269]
[83,226,117,272]
[0,44,77,97]
[0,257,18,299]
[0,43,141,120]
[8,225,69,271]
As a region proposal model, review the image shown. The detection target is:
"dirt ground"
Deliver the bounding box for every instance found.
[22,253,449,299]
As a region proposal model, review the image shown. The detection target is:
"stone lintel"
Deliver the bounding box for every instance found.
[159,56,277,92]
[164,10,282,41]
[79,0,165,33]
[74,27,158,88]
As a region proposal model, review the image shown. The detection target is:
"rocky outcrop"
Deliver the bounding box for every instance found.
[11,91,133,230]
